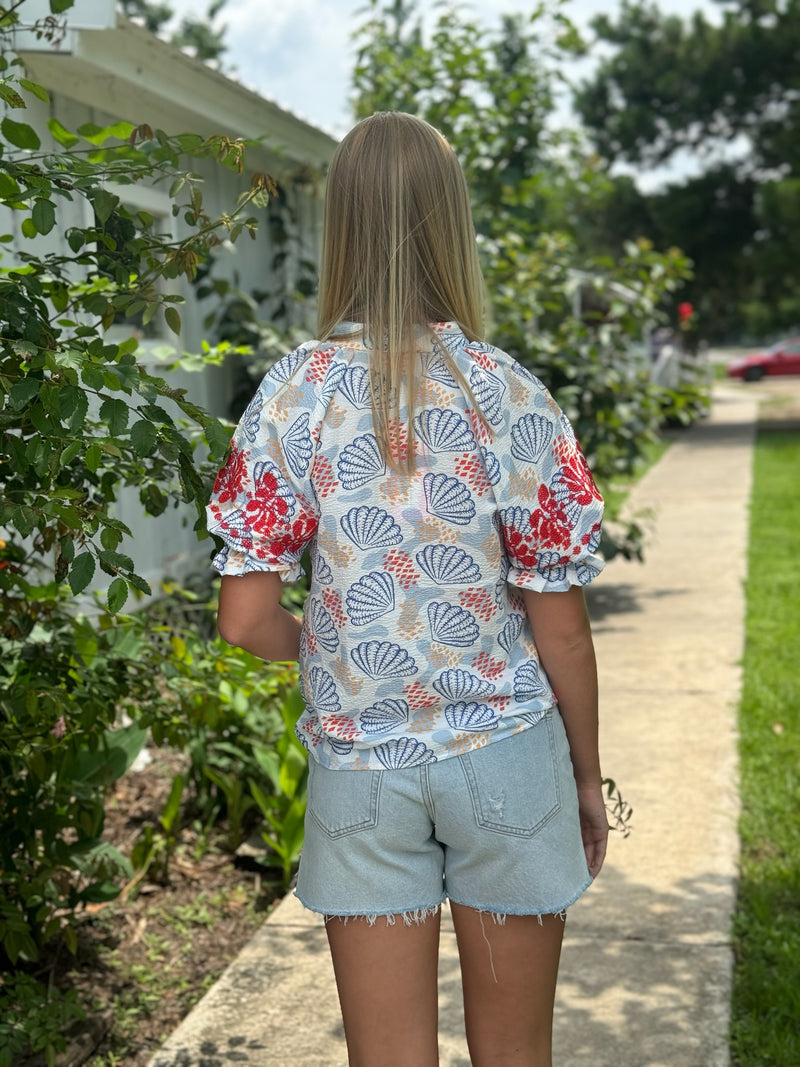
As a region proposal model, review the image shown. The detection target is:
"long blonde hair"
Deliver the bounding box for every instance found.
[317,111,487,471]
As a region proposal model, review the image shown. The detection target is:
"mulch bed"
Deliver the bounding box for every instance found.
[22,751,282,1067]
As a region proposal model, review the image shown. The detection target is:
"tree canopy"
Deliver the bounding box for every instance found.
[576,0,800,338]
[353,0,698,532]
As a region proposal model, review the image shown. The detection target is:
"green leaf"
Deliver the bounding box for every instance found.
[203,417,232,459]
[107,576,128,614]
[0,171,21,200]
[67,723,147,788]
[1,116,41,149]
[77,120,135,146]
[10,377,41,408]
[98,549,134,572]
[82,362,105,390]
[51,281,69,312]
[47,117,79,148]
[130,418,158,456]
[50,0,75,12]
[68,552,96,595]
[93,189,119,225]
[67,389,88,432]
[0,82,26,109]
[31,198,55,235]
[99,397,128,435]
[127,572,152,595]
[57,384,78,420]
[160,774,185,833]
[19,78,50,103]
[59,440,83,467]
[21,217,37,238]
[140,483,168,516]
[100,525,121,550]
[164,306,182,336]
[67,228,85,253]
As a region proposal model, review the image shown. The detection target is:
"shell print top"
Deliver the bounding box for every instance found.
[206,322,604,771]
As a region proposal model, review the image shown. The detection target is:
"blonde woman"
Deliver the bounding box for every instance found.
[207,112,608,1067]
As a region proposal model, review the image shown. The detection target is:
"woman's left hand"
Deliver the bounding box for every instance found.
[576,782,609,879]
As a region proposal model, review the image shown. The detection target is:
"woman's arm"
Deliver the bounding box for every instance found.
[217,571,302,661]
[521,585,608,877]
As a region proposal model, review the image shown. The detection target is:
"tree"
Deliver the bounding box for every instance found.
[354,0,575,240]
[118,0,173,35]
[353,1,696,519]
[577,0,800,176]
[576,0,800,337]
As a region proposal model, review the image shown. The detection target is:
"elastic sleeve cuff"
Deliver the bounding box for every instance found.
[507,552,605,593]
[211,545,303,584]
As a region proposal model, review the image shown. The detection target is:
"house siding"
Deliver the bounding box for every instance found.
[2,20,335,592]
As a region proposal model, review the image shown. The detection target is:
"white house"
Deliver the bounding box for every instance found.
[5,0,338,589]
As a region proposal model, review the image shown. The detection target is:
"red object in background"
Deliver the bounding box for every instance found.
[726,337,800,381]
[678,301,694,325]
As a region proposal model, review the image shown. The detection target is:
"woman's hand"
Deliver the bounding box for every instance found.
[576,781,609,879]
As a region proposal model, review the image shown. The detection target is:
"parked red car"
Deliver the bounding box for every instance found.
[726,338,800,381]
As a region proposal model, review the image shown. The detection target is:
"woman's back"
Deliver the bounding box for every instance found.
[207,321,603,770]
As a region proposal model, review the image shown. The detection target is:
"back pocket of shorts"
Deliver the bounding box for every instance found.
[308,763,382,838]
[460,718,561,837]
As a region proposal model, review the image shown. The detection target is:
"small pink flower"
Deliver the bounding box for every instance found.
[51,716,67,739]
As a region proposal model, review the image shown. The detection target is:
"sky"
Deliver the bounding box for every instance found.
[161,0,720,137]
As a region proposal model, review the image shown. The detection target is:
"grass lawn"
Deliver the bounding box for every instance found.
[730,428,800,1066]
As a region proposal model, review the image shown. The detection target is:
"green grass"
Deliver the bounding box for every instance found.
[730,429,800,1066]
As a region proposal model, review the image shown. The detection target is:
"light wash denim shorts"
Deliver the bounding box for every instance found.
[295,710,593,921]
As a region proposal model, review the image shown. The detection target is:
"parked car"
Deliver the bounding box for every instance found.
[726,338,800,381]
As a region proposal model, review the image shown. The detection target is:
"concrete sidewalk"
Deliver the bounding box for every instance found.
[149,381,758,1067]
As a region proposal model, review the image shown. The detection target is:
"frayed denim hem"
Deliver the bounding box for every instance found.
[447,872,594,924]
[295,890,446,927]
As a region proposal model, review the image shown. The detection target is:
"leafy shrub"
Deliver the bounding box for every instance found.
[0,972,84,1067]
[0,1,272,962]
[129,581,305,883]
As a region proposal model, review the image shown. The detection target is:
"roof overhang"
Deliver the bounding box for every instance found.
[14,6,338,176]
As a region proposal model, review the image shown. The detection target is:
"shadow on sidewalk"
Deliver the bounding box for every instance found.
[436,868,735,1067]
[585,581,686,626]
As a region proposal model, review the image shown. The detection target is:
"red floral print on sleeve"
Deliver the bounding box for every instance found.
[211,444,247,504]
[529,483,573,552]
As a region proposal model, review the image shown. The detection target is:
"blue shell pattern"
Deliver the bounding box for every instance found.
[360,699,410,734]
[427,602,480,647]
[444,702,501,731]
[415,408,476,453]
[433,669,495,700]
[346,571,395,626]
[416,545,481,584]
[340,506,402,549]
[206,324,604,770]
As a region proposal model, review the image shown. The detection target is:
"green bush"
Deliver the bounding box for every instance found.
[140,582,305,870]
[0,0,272,963]
[0,971,84,1067]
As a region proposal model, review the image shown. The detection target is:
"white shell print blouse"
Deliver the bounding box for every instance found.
[206,322,604,770]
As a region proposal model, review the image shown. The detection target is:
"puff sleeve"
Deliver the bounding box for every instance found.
[206,341,328,583]
[489,356,605,592]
